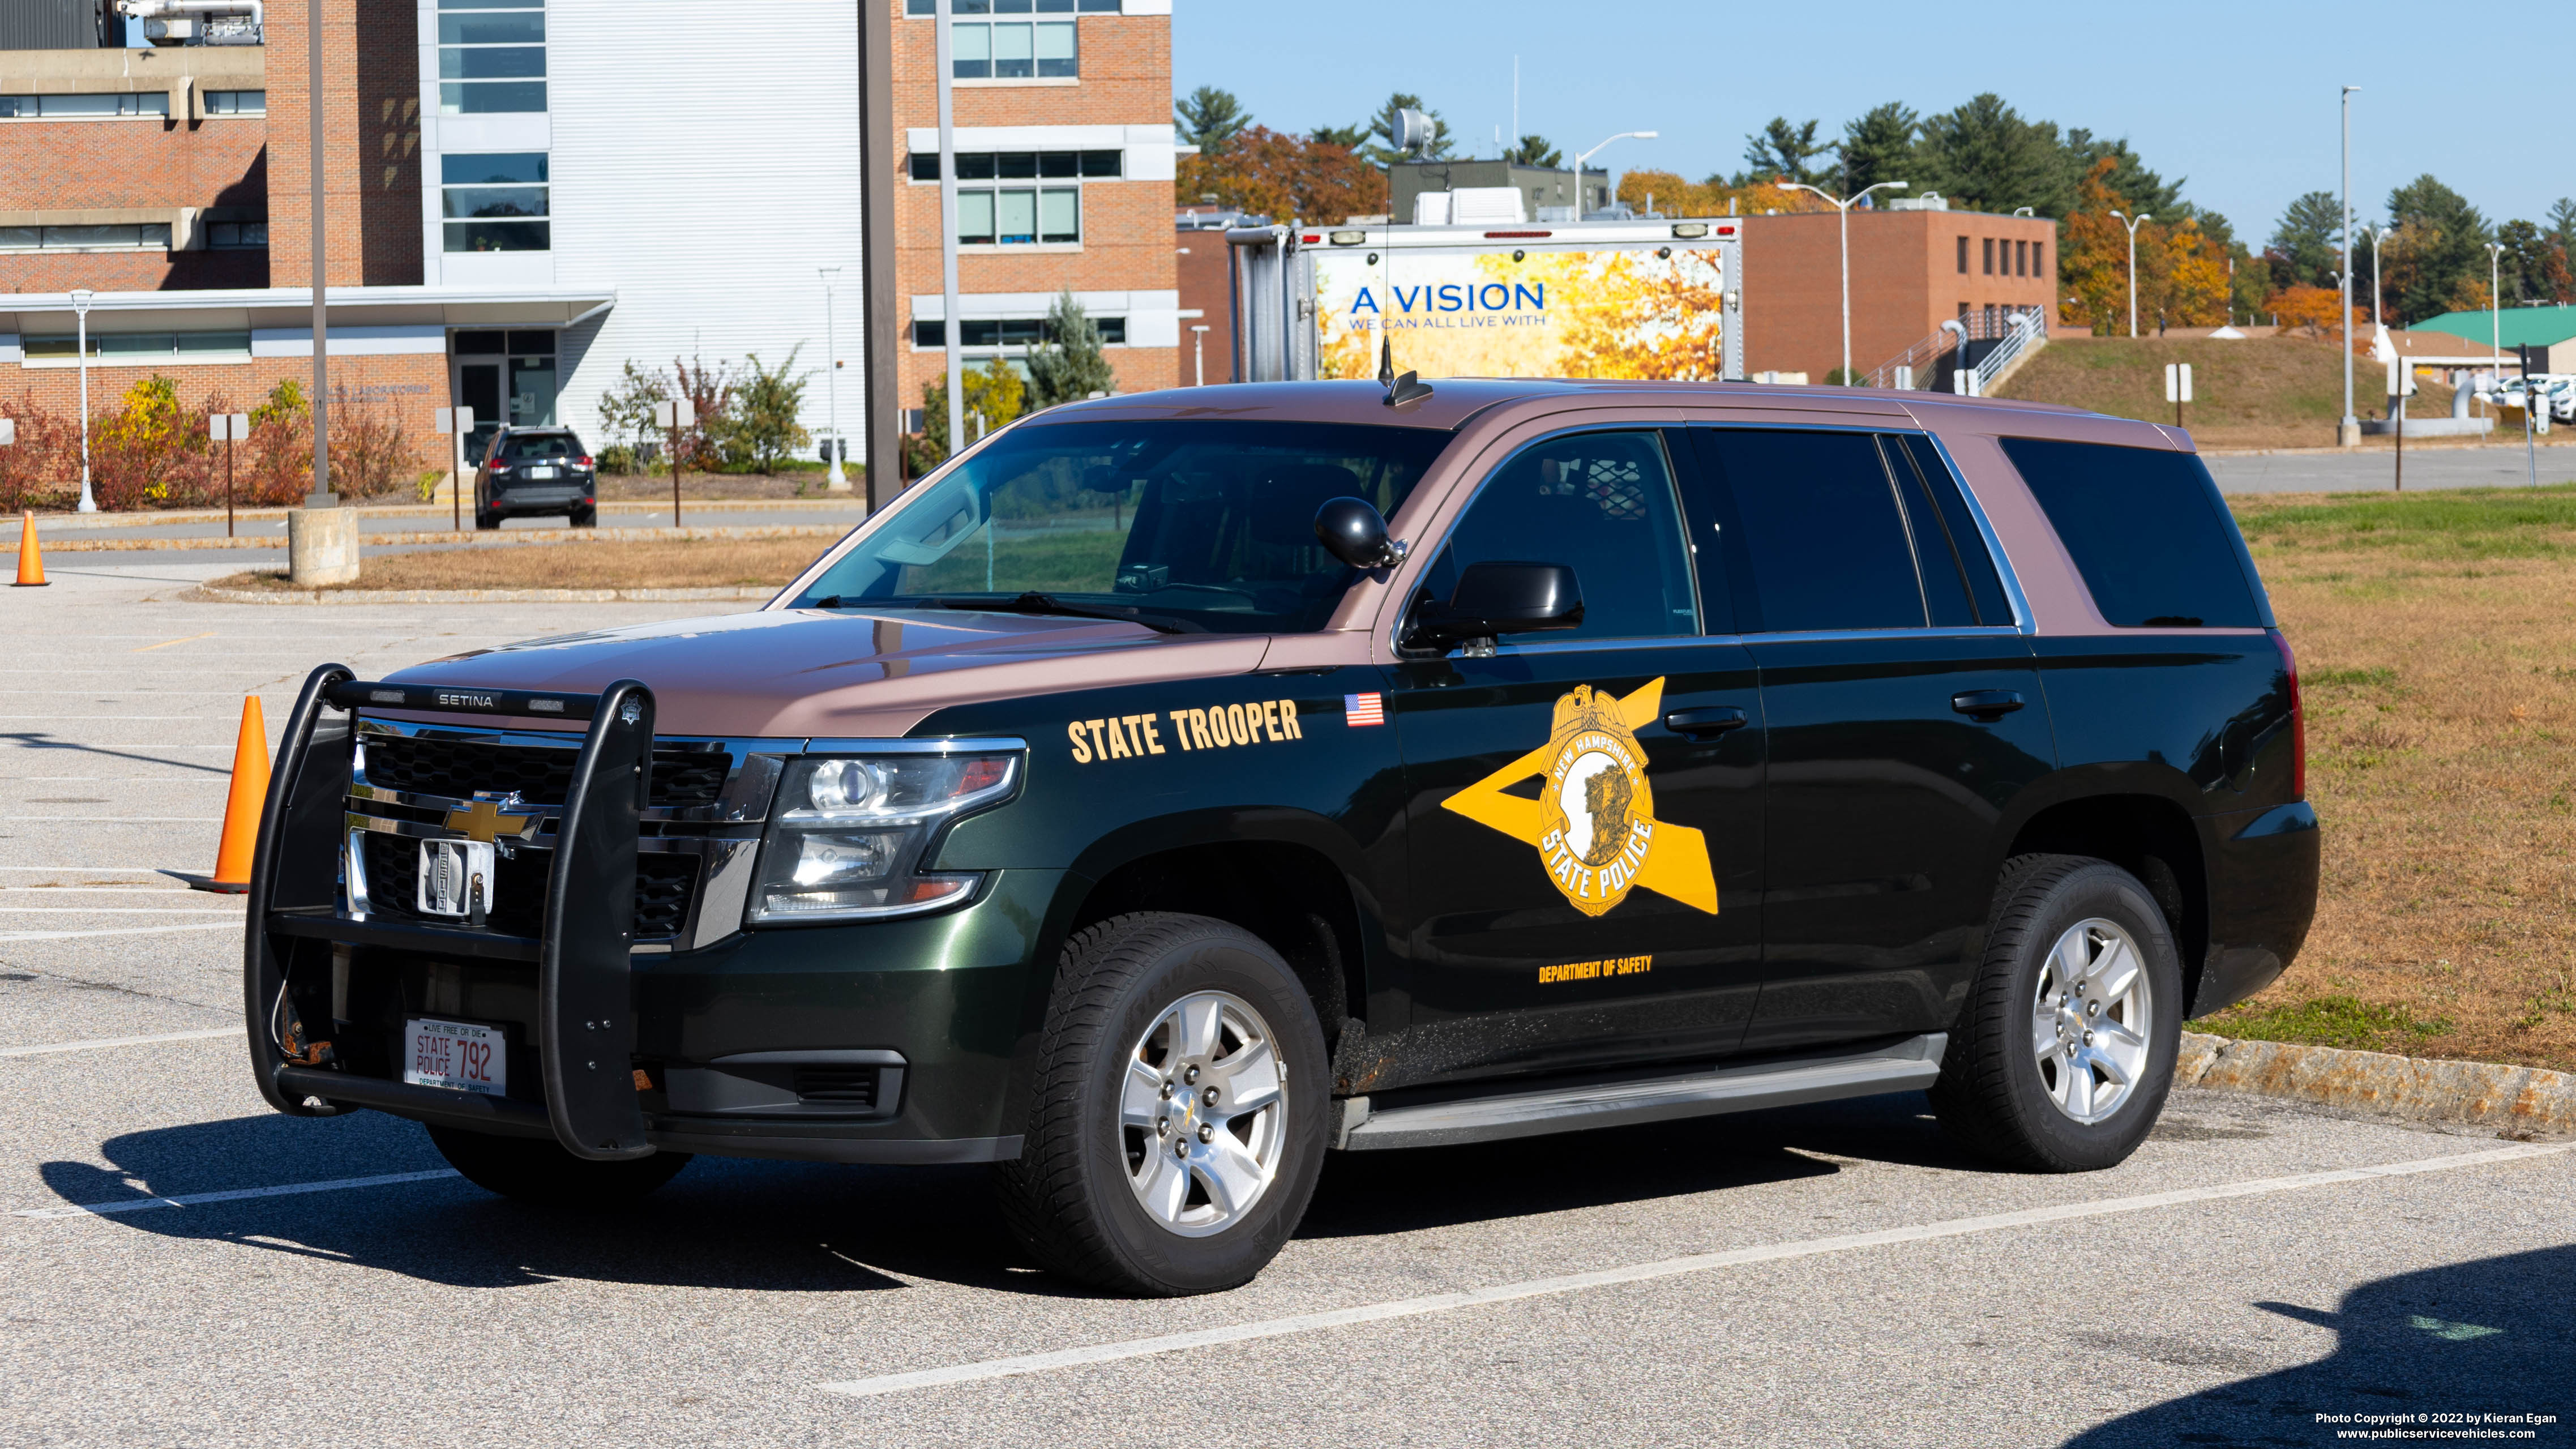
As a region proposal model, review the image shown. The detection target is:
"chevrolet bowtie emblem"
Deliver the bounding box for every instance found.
[444,792,544,844]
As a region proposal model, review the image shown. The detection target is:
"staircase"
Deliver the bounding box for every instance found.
[1865,307,2050,395]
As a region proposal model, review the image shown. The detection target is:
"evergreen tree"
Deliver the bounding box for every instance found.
[2386,174,2493,321]
[1739,117,1830,187]
[2061,131,2185,221]
[1311,122,1368,151]
[1175,86,1249,152]
[1025,292,1119,409]
[1837,102,1917,196]
[1915,95,2064,216]
[2266,191,2344,291]
[1502,134,1561,167]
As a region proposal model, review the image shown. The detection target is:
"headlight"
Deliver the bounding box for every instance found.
[746,751,1017,922]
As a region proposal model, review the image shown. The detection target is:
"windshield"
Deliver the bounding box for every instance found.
[788,418,1452,634]
[499,432,581,461]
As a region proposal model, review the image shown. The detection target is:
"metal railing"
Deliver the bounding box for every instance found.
[1865,307,2050,394]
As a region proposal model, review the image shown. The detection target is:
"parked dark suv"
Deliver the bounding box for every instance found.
[242,379,2317,1298]
[474,426,597,529]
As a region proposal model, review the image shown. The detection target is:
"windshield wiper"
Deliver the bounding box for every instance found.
[927,592,1204,634]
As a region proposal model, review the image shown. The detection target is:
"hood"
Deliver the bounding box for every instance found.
[380,606,1272,740]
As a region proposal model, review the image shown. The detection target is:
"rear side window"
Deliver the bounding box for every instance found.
[1687,428,1924,632]
[1891,434,2013,626]
[1999,437,2265,628]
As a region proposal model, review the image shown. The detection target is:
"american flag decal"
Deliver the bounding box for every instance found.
[1344,693,1384,727]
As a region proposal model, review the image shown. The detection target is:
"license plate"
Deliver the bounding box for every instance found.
[418,839,495,918]
[528,465,557,480]
[404,1016,506,1096]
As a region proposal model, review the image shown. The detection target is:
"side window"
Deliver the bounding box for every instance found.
[1999,436,2266,628]
[1418,430,1697,642]
[1687,428,1925,633]
[1892,433,2014,626]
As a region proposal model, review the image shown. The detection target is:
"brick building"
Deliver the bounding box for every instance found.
[0,0,1182,486]
[1741,205,2058,384]
[891,0,1180,413]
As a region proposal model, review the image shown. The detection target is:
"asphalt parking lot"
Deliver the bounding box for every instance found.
[2,561,2571,1447]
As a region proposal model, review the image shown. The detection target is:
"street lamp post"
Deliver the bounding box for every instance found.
[934,0,964,459]
[1190,324,1210,387]
[1778,179,1911,384]
[819,266,848,490]
[2365,224,2393,336]
[68,288,94,513]
[1568,130,1658,218]
[2339,84,2360,447]
[2109,211,2152,338]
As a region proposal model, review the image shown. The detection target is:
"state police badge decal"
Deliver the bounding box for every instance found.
[1440,677,1719,917]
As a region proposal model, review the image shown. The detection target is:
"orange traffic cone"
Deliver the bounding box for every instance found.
[169,696,269,894]
[12,511,47,587]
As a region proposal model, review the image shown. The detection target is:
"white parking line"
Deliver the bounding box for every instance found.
[10,818,224,823]
[816,1142,2571,1400]
[13,1169,461,1219]
[0,922,240,942]
[0,907,240,913]
[0,1028,238,1058]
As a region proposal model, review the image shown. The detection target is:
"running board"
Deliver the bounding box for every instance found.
[1333,1033,1947,1152]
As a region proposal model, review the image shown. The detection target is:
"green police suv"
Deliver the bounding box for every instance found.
[245,379,2316,1296]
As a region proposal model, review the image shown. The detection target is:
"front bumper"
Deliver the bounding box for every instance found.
[245,666,1057,1165]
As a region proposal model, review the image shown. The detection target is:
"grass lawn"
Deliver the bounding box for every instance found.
[214,536,832,592]
[1997,334,2466,451]
[2198,484,2576,1068]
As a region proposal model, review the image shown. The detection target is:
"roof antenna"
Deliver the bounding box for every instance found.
[1379,337,1434,409]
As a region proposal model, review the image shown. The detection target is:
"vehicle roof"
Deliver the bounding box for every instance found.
[1028,379,2103,433]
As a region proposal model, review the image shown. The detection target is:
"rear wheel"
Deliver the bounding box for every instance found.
[1927,854,2183,1172]
[569,506,597,529]
[425,1123,692,1207]
[995,912,1328,1296]
[473,508,500,531]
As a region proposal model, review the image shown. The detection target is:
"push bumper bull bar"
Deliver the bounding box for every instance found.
[244,663,663,1161]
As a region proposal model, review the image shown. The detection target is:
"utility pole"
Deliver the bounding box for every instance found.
[2339,84,2360,447]
[819,266,847,490]
[309,0,331,505]
[855,0,898,513]
[1778,178,1909,384]
[935,0,964,460]
[2110,211,2151,339]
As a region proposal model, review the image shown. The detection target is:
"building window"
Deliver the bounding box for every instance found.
[912,315,1127,348]
[0,223,171,251]
[442,152,549,252]
[22,331,250,361]
[2033,242,2046,278]
[438,0,545,116]
[906,1,1121,15]
[944,20,1077,78]
[1982,237,1994,276]
[1955,236,1967,275]
[909,149,1123,181]
[0,93,170,118]
[203,89,265,116]
[954,187,1079,245]
[207,220,267,249]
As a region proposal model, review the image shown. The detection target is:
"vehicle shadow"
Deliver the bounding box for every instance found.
[2064,1245,2576,1447]
[33,1092,1977,1297]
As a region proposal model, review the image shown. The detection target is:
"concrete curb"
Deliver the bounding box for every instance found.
[2179,1030,2576,1135]
[11,495,865,530]
[27,523,848,553]
[182,583,777,605]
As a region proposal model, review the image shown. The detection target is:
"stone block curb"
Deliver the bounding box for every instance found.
[2178,1030,2576,1135]
[27,523,847,553]
[182,584,777,606]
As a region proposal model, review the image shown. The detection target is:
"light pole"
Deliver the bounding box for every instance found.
[934,0,964,459]
[1568,130,1658,217]
[819,265,847,490]
[2365,224,2393,336]
[2109,211,2151,338]
[2488,240,2505,390]
[68,288,94,512]
[1779,179,1910,383]
[2340,84,2360,446]
[1190,324,1210,387]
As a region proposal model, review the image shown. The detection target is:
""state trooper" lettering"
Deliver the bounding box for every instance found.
[1068,699,1304,763]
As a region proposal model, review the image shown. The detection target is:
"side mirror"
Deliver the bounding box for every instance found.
[1313,496,1407,570]
[1410,561,1584,655]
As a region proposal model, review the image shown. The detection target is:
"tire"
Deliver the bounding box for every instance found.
[994,912,1329,1296]
[569,507,597,529]
[473,510,500,531]
[425,1123,692,1207]
[1927,854,2184,1172]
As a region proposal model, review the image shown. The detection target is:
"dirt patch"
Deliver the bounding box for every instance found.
[2198,484,2576,1070]
[1999,334,2474,451]
[209,536,832,593]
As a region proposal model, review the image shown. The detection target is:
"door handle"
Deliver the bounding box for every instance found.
[1663,706,1749,738]
[1952,689,2026,720]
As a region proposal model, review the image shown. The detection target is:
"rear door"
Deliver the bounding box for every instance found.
[1680,426,2056,1055]
[1388,426,1767,1087]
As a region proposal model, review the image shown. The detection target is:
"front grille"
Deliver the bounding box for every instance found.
[361,831,702,940]
[791,1066,879,1107]
[360,734,730,809]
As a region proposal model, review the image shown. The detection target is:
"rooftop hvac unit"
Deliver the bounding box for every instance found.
[115,0,263,45]
[1448,187,1526,226]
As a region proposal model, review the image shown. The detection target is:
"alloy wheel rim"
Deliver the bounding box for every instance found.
[1120,989,1287,1237]
[2031,917,2154,1125]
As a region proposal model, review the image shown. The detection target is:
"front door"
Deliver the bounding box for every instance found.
[1682,426,2056,1055]
[1390,428,1766,1090]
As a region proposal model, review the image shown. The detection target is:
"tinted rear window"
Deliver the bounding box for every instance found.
[1999,437,2266,628]
[500,433,581,461]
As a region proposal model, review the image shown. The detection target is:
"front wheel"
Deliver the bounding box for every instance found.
[994,912,1329,1296]
[425,1123,692,1207]
[1927,854,2184,1172]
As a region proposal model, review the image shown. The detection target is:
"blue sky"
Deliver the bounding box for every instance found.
[1173,1,2567,239]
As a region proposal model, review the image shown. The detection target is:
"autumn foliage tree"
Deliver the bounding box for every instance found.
[1175,126,1386,223]
[2263,285,2346,339]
